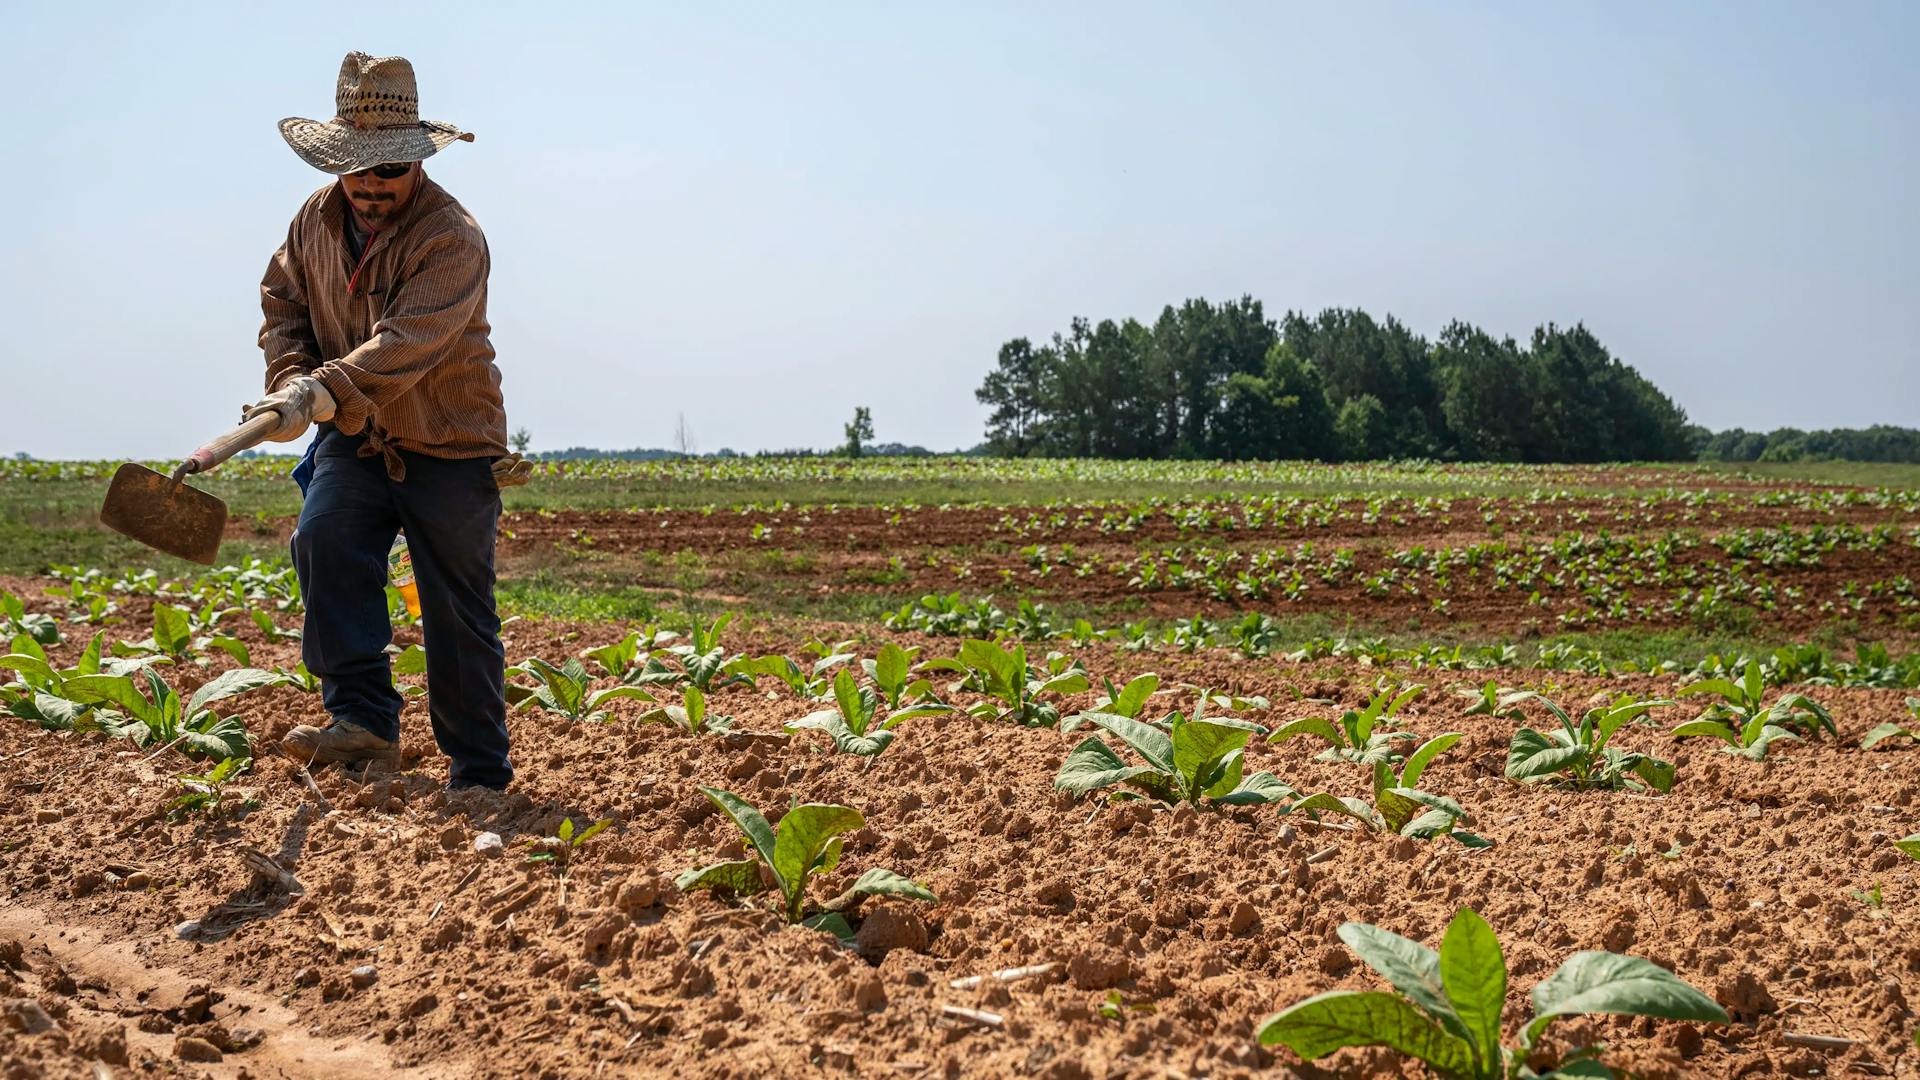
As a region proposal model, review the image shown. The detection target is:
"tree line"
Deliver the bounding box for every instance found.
[975,297,1699,462]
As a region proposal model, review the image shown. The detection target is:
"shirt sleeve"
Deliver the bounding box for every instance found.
[309,230,489,437]
[258,216,322,393]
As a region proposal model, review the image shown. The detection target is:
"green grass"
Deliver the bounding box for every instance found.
[1695,460,1920,489]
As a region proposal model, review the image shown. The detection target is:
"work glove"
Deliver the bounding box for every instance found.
[492,452,534,489]
[242,376,336,443]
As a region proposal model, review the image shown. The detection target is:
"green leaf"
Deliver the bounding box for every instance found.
[75,632,103,676]
[1255,990,1473,1075]
[1524,952,1730,1048]
[771,804,865,917]
[0,654,59,689]
[832,668,873,735]
[1287,792,1379,829]
[1216,771,1292,806]
[206,636,252,667]
[1400,732,1462,789]
[1110,673,1159,718]
[1627,755,1676,793]
[1505,728,1587,781]
[558,817,575,843]
[847,867,936,903]
[1336,921,1465,1037]
[186,667,282,716]
[873,643,909,698]
[1894,834,1920,861]
[1085,713,1175,772]
[1267,715,1344,749]
[1860,723,1918,750]
[674,858,766,896]
[801,912,855,941]
[1671,719,1736,743]
[1438,908,1507,1073]
[698,787,778,871]
[64,673,156,726]
[152,603,192,657]
[1055,737,1159,796]
[1171,719,1253,797]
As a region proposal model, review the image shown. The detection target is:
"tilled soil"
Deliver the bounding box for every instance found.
[3,606,1918,1078]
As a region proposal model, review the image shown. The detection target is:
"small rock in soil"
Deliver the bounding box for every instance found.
[1067,948,1130,990]
[33,808,59,824]
[0,939,21,970]
[852,974,886,1012]
[174,1035,222,1062]
[121,871,152,890]
[1227,901,1258,935]
[473,832,504,857]
[350,965,378,990]
[855,906,928,961]
[3,998,57,1035]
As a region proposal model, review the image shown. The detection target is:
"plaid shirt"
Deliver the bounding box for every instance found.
[260,175,506,478]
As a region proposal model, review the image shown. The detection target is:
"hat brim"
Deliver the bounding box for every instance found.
[279,117,473,174]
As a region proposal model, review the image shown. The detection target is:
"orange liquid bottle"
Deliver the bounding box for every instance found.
[389,534,422,619]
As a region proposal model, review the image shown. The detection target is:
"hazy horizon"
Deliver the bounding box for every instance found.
[3,1,1914,460]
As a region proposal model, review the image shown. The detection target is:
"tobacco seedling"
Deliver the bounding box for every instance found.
[638,685,734,733]
[1,631,107,729]
[675,787,934,932]
[169,756,252,821]
[1256,907,1727,1079]
[1269,685,1452,770]
[1285,786,1488,847]
[0,592,59,647]
[507,658,657,722]
[64,666,277,759]
[528,816,612,869]
[787,668,948,756]
[1504,693,1675,793]
[630,614,753,692]
[1456,681,1528,721]
[925,639,1089,727]
[1056,707,1290,807]
[1669,710,1800,760]
[111,603,197,661]
[1895,834,1920,862]
[1860,698,1920,750]
[1679,660,1835,741]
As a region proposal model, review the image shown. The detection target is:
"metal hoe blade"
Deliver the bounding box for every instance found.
[99,463,230,565]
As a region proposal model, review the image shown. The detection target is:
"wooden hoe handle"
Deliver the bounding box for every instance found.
[173,412,285,483]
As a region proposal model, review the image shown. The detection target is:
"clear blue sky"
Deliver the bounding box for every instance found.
[3,1,1914,459]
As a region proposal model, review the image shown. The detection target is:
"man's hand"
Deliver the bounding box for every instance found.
[242,377,337,443]
[492,453,534,489]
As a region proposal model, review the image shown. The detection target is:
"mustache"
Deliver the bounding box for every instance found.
[351,192,397,203]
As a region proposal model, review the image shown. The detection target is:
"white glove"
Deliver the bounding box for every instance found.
[242,376,337,443]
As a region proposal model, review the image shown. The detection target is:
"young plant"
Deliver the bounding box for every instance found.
[925,639,1089,727]
[527,816,612,869]
[631,614,753,692]
[507,658,656,722]
[169,756,252,821]
[1679,660,1836,741]
[1285,786,1487,848]
[1896,834,1920,862]
[0,592,60,646]
[1860,698,1920,750]
[675,787,934,932]
[1,631,108,728]
[786,668,949,756]
[1269,684,1452,769]
[1669,710,1801,760]
[1056,706,1289,808]
[63,666,277,759]
[638,685,734,733]
[1455,681,1528,720]
[1504,693,1675,793]
[111,603,196,661]
[1256,907,1727,1079]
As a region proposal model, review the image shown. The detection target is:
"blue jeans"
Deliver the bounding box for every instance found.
[290,426,512,788]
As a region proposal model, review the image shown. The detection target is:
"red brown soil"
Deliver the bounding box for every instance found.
[3,599,1918,1078]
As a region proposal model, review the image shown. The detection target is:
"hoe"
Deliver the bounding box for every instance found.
[98,412,283,565]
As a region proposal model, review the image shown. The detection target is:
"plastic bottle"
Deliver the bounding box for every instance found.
[389,534,422,619]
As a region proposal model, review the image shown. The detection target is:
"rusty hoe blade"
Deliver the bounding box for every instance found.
[99,462,230,565]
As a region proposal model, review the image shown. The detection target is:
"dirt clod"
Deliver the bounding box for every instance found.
[1067,948,1130,990]
[855,906,928,961]
[174,1035,222,1062]
[1714,971,1777,1022]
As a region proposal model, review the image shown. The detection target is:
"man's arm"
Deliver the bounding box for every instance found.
[308,231,488,437]
[259,217,323,393]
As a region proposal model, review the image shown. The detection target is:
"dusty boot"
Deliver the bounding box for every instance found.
[282,719,398,768]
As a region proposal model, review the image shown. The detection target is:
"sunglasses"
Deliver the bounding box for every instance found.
[348,162,414,180]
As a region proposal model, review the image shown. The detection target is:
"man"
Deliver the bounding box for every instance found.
[248,52,531,791]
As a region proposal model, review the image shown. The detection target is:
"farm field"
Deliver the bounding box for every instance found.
[2,458,1919,1079]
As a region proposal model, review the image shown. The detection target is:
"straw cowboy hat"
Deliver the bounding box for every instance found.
[279,52,473,174]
